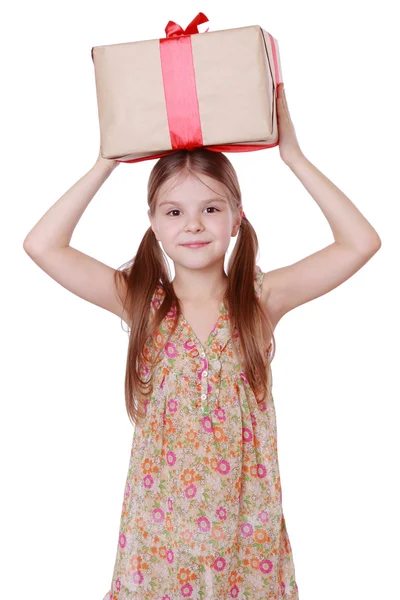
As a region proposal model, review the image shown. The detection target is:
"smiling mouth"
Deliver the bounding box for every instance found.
[181,242,211,248]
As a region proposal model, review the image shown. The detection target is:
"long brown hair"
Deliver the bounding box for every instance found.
[114,148,275,427]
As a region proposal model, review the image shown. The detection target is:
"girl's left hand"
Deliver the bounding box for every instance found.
[276,82,304,166]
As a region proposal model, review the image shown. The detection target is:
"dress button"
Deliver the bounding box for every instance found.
[201,393,207,400]
[202,370,208,377]
[200,352,205,358]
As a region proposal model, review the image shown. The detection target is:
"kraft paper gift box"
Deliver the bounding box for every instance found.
[91,12,283,164]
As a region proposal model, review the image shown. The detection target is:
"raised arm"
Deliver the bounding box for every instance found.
[23,152,129,322]
[262,154,382,323]
[262,84,381,324]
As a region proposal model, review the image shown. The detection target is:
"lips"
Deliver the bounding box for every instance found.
[181,242,211,247]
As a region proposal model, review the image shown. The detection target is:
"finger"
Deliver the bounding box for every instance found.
[277,97,289,120]
[279,90,291,119]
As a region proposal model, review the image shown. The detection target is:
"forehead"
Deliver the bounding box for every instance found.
[157,173,228,206]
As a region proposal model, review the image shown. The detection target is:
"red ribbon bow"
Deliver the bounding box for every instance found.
[165,11,209,38]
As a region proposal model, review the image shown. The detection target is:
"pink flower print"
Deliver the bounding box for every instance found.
[239,372,248,384]
[213,556,226,571]
[119,532,126,548]
[216,459,231,475]
[166,548,175,564]
[168,497,173,512]
[242,427,253,443]
[201,415,213,433]
[164,341,178,358]
[185,483,197,499]
[214,406,226,421]
[183,338,197,352]
[280,581,286,596]
[115,579,121,591]
[216,506,227,520]
[197,366,207,382]
[162,596,172,600]
[240,522,253,537]
[259,558,274,574]
[250,412,257,428]
[132,570,144,584]
[143,474,154,489]
[152,293,162,312]
[166,451,177,466]
[167,303,178,318]
[140,363,150,379]
[125,483,131,498]
[167,398,178,413]
[230,585,239,598]
[259,400,267,412]
[181,582,194,597]
[256,463,267,479]
[258,509,269,523]
[197,516,211,533]
[152,507,165,524]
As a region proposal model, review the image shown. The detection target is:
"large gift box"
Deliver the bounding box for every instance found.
[91,12,283,164]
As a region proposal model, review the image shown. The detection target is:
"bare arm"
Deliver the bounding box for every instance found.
[263,154,382,322]
[23,153,129,321]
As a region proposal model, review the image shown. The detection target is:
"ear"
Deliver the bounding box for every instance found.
[232,215,242,237]
[148,210,160,242]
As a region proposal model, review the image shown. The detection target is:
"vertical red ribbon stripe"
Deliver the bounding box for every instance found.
[159,35,203,150]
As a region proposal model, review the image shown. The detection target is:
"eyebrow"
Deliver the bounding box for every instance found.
[158,197,228,208]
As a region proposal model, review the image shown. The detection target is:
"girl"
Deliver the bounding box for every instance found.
[23,83,381,599]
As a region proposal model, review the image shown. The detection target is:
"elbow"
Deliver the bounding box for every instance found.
[364,236,382,256]
[23,236,42,257]
[362,230,382,254]
[371,235,382,252]
[23,236,32,254]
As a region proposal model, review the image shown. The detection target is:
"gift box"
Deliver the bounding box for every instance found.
[91,12,283,164]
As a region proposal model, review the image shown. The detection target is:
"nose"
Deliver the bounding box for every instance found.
[185,217,206,232]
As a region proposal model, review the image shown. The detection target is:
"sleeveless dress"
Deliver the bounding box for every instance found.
[103,265,299,600]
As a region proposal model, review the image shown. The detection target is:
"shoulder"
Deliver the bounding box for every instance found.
[150,283,166,315]
[122,283,166,329]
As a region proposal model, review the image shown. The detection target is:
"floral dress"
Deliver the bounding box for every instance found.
[103,265,299,600]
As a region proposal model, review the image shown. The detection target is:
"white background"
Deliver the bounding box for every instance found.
[3,1,399,599]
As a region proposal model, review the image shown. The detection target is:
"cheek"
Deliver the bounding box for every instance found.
[159,222,181,242]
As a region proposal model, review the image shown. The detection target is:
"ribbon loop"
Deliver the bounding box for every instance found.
[165,11,209,38]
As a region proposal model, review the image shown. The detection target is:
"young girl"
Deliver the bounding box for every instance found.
[23,83,381,599]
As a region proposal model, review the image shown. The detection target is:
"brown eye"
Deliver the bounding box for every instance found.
[166,207,219,217]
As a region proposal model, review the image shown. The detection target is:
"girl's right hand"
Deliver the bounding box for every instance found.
[95,149,121,170]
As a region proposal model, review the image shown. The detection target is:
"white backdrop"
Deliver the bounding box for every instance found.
[3,1,399,599]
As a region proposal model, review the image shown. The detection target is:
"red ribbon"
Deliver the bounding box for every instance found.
[158,15,205,150]
[164,11,209,38]
[120,13,280,163]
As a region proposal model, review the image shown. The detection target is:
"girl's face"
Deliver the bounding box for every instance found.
[149,173,241,269]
